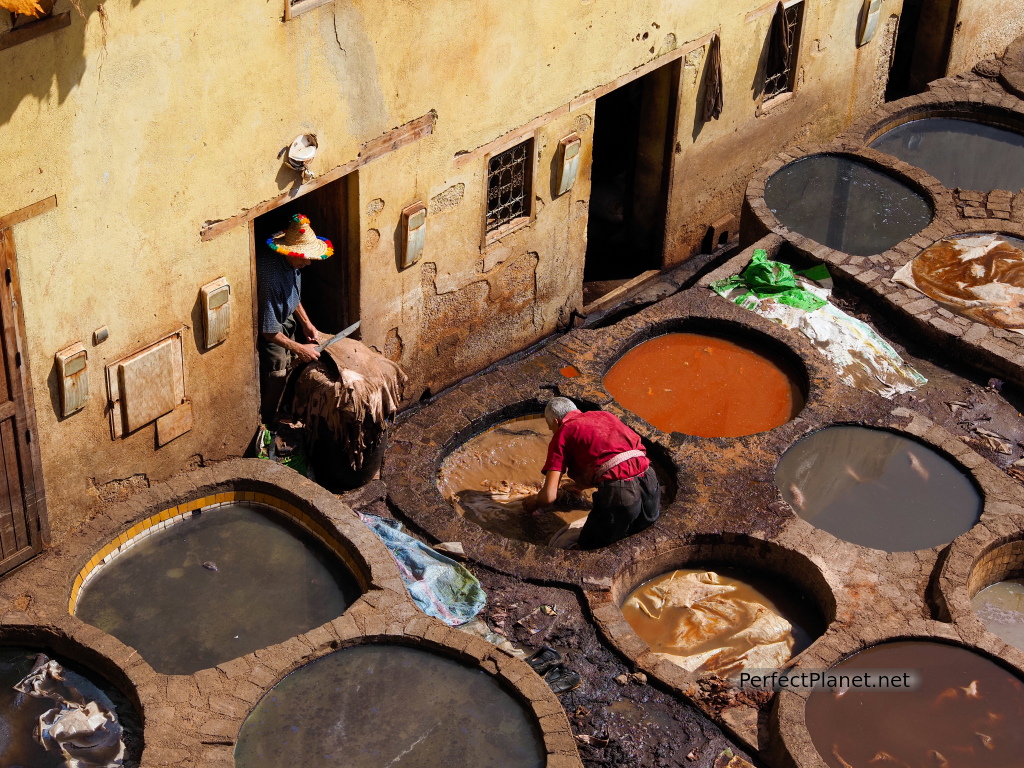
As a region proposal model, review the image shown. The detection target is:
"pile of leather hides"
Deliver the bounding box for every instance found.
[14,655,125,768]
[293,337,407,472]
[893,234,1024,331]
[622,570,796,676]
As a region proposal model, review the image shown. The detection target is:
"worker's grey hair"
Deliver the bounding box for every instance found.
[544,397,578,429]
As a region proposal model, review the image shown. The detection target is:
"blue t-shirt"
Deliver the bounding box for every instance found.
[256,251,302,334]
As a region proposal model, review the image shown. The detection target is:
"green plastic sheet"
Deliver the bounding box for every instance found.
[711,249,828,312]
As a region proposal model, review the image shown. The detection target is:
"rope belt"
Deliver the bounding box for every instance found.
[592,449,646,483]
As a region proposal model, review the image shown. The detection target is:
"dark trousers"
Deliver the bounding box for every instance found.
[577,465,661,550]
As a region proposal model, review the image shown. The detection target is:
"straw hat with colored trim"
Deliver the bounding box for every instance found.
[267,214,334,260]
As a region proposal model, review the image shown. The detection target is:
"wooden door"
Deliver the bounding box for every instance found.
[0,228,47,576]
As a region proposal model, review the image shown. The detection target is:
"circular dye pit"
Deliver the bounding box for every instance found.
[805,641,1024,768]
[870,117,1024,192]
[902,234,1024,330]
[234,644,545,768]
[973,579,1024,651]
[763,155,932,256]
[604,333,803,437]
[439,415,592,546]
[621,568,820,676]
[75,503,362,675]
[776,426,981,551]
[0,647,141,767]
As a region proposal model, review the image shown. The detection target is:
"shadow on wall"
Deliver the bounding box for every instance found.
[0,0,146,129]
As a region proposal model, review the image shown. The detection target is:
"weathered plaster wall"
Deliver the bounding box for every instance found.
[663,0,909,265]
[1,0,1017,541]
[947,0,1024,75]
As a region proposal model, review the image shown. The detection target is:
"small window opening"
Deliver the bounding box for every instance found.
[764,2,804,100]
[485,140,532,235]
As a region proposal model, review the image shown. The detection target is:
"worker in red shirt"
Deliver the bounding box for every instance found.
[523,397,660,548]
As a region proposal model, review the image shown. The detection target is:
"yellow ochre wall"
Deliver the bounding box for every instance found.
[3,0,1000,542]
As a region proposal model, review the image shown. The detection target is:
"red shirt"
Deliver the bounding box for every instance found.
[542,410,650,484]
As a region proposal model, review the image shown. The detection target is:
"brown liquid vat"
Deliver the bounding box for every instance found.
[776,631,1024,768]
[586,537,835,749]
[436,403,679,547]
[600,319,809,439]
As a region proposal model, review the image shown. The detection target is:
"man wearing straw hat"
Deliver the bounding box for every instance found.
[256,213,334,421]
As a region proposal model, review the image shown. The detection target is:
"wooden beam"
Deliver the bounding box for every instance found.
[0,196,57,231]
[200,112,437,242]
[0,12,71,52]
[454,30,717,169]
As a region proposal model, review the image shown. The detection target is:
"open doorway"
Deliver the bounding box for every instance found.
[252,173,359,335]
[251,172,359,422]
[886,0,958,100]
[584,61,680,307]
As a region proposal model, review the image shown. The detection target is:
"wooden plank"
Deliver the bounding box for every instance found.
[455,31,717,169]
[582,270,661,315]
[0,228,48,550]
[0,401,18,423]
[0,195,57,231]
[0,427,16,559]
[0,12,70,52]
[1,420,28,552]
[200,112,436,241]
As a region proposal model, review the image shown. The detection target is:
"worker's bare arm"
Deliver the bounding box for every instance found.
[292,302,319,342]
[261,331,320,363]
[523,470,562,515]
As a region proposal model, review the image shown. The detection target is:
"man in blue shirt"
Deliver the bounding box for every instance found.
[257,213,334,420]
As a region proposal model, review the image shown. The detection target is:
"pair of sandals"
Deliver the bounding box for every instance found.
[526,646,581,694]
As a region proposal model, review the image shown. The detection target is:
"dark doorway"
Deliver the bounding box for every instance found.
[886,0,958,101]
[251,174,359,423]
[585,61,680,306]
[251,173,359,337]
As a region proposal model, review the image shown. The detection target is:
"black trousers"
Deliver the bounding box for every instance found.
[577,465,661,549]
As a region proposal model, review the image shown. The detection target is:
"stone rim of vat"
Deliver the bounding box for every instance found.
[593,314,811,437]
[385,388,689,586]
[937,511,1024,662]
[386,294,845,586]
[0,460,594,768]
[744,147,943,262]
[773,630,1024,768]
[773,421,993,555]
[0,624,143,758]
[232,634,572,768]
[582,535,836,752]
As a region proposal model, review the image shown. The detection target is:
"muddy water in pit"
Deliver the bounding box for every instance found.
[621,569,819,676]
[0,647,141,768]
[75,504,361,675]
[777,426,981,551]
[604,333,803,437]
[438,416,592,545]
[764,155,933,256]
[973,579,1024,651]
[806,641,1024,768]
[234,644,545,768]
[871,117,1024,192]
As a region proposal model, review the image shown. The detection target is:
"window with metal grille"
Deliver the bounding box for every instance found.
[485,140,532,235]
[764,2,804,100]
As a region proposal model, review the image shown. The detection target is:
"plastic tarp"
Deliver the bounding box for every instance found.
[14,657,125,768]
[893,234,1024,333]
[358,512,486,626]
[711,250,926,398]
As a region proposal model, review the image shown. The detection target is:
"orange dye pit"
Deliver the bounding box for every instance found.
[603,333,802,437]
[560,365,580,378]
